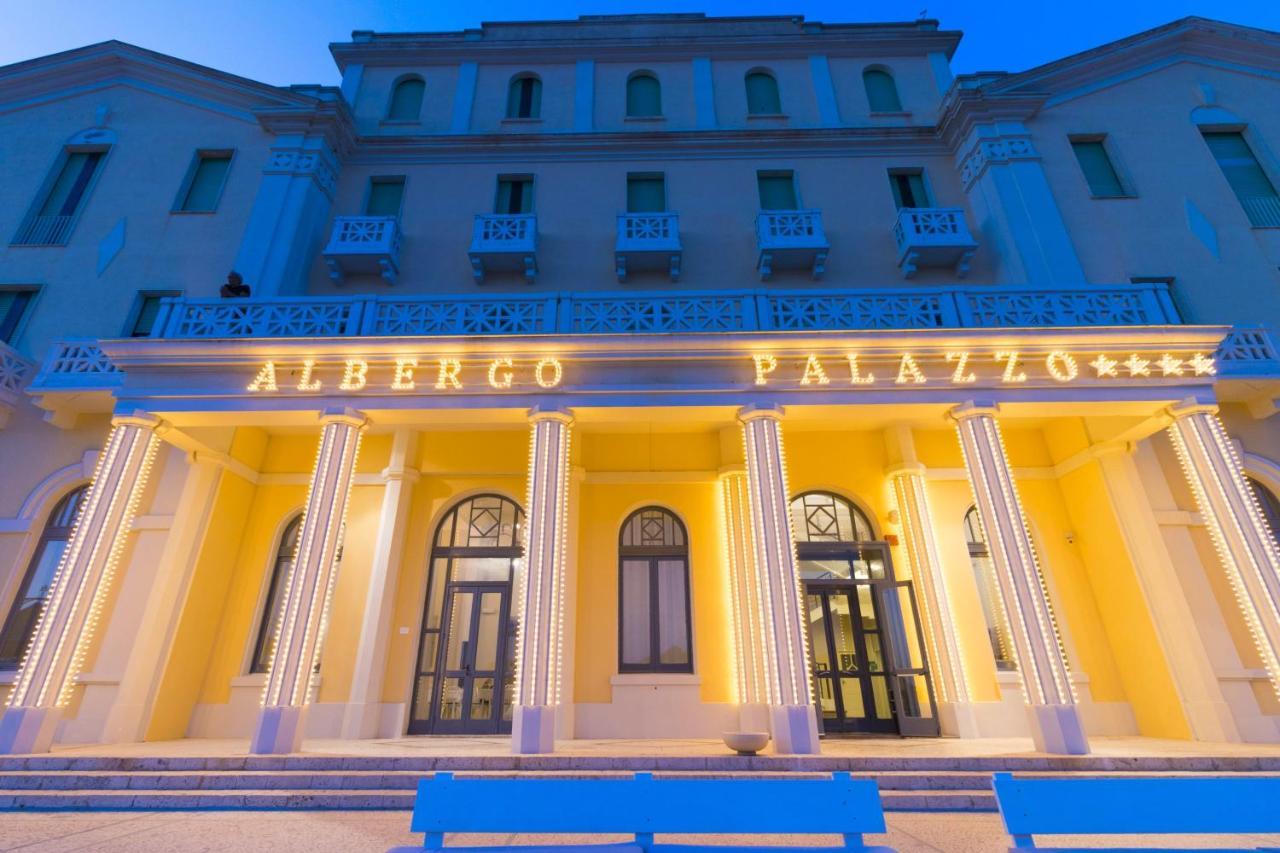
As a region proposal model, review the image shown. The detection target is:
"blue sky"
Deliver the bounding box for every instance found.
[5,0,1279,86]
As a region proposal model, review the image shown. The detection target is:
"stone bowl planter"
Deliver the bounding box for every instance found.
[722,731,770,755]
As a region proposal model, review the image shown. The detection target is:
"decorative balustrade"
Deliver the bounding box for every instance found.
[322,216,401,284]
[468,214,538,284]
[892,207,979,278]
[28,338,122,392]
[1216,326,1280,377]
[755,209,829,281]
[615,213,682,282]
[11,214,74,247]
[147,282,1183,340]
[0,341,36,426]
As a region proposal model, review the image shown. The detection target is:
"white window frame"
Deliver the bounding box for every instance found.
[171,149,235,214]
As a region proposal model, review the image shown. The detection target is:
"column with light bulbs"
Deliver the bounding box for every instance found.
[0,412,162,755]
[251,408,366,754]
[1166,399,1280,698]
[511,408,573,754]
[738,405,820,754]
[951,402,1088,754]
[719,467,770,732]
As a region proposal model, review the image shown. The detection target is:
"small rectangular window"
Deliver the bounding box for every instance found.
[888,169,930,209]
[175,151,233,213]
[0,288,37,344]
[1202,130,1280,226]
[495,177,534,214]
[757,171,798,210]
[1070,138,1127,198]
[626,174,666,213]
[365,177,406,217]
[13,148,107,245]
[127,290,180,338]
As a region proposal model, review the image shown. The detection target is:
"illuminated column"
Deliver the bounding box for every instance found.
[719,468,770,732]
[1167,399,1280,698]
[512,408,573,754]
[951,402,1088,755]
[738,405,820,754]
[0,412,162,755]
[888,464,977,737]
[251,408,366,755]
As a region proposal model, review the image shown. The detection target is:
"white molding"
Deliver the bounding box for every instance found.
[610,673,702,687]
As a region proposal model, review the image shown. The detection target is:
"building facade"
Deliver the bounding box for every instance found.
[0,14,1279,756]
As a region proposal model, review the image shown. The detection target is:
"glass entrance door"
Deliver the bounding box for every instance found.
[431,583,513,734]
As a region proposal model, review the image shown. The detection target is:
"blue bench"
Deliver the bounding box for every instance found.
[993,772,1280,851]
[389,771,893,852]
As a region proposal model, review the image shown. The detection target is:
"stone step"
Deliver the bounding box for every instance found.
[0,787,998,812]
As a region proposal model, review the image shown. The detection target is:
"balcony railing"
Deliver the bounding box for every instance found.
[12,214,74,247]
[322,216,401,284]
[893,207,979,278]
[144,282,1183,340]
[755,209,829,281]
[1216,326,1280,377]
[615,213,682,282]
[468,214,538,284]
[0,341,36,426]
[1241,196,1280,228]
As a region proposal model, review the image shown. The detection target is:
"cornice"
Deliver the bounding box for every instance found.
[935,88,1047,151]
[255,98,358,158]
[341,124,947,164]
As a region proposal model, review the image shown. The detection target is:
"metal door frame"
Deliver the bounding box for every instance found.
[428,580,513,735]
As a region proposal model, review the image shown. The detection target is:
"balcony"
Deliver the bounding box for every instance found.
[615,213,682,282]
[469,214,537,284]
[322,216,401,284]
[0,341,36,428]
[755,210,829,281]
[12,214,74,247]
[893,207,978,279]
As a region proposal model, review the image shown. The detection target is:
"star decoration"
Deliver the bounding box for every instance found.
[1123,354,1151,377]
[1090,354,1119,378]
[1156,354,1184,376]
[1188,352,1217,376]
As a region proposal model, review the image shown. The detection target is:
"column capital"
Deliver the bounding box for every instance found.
[948,400,1000,422]
[737,403,784,423]
[1167,396,1220,420]
[110,409,163,431]
[717,465,747,479]
[886,463,927,479]
[319,406,368,430]
[380,466,421,485]
[528,405,573,426]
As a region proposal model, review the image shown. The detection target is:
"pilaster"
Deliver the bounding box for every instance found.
[737,405,820,754]
[718,467,769,733]
[251,408,366,754]
[0,412,162,754]
[951,402,1088,754]
[512,408,573,754]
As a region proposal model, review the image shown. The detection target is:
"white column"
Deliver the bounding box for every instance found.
[0,412,162,754]
[512,408,573,754]
[341,428,418,739]
[738,405,820,754]
[251,408,366,754]
[719,468,769,732]
[951,402,1088,754]
[889,463,977,737]
[1167,399,1280,700]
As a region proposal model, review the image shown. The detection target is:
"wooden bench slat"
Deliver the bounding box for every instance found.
[994,773,1280,838]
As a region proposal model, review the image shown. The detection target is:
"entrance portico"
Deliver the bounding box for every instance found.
[4,315,1279,758]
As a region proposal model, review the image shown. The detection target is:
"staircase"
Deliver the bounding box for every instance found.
[2,755,1278,811]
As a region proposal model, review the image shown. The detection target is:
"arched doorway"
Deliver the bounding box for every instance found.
[791,491,939,737]
[408,494,523,735]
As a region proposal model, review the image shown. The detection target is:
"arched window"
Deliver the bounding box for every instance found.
[507,74,542,119]
[626,72,662,118]
[0,486,87,669]
[387,76,425,121]
[791,491,874,544]
[745,70,781,115]
[249,514,302,675]
[1248,477,1280,547]
[964,507,1016,671]
[863,68,903,112]
[619,507,692,673]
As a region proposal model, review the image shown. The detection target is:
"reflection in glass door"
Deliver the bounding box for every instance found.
[805,584,896,734]
[434,585,511,734]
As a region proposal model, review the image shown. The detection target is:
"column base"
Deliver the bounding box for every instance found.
[512,705,556,754]
[938,701,983,738]
[738,702,771,735]
[1027,703,1089,755]
[250,705,306,755]
[769,704,821,755]
[0,706,63,755]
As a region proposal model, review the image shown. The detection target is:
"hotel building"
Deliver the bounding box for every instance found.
[0,14,1278,757]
